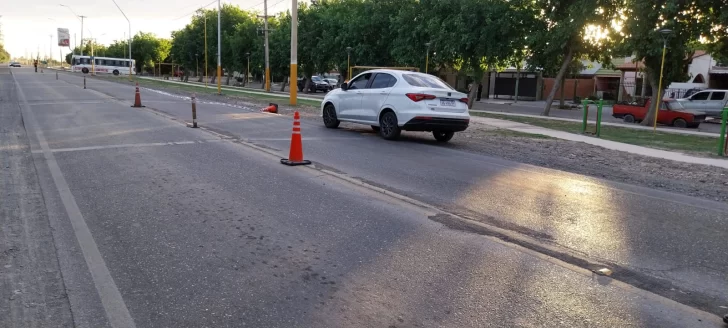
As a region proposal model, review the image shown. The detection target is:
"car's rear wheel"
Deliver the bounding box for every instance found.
[623,114,635,123]
[673,118,688,128]
[322,104,340,129]
[433,131,455,142]
[379,111,401,140]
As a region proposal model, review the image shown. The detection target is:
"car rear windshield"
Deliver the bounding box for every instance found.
[402,74,453,90]
[666,101,686,111]
[311,76,322,82]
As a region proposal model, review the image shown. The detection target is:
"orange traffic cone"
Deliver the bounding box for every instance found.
[280,111,311,166]
[131,82,145,108]
[262,103,278,113]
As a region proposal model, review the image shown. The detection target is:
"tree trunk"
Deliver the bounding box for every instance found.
[304,75,312,94]
[514,66,520,103]
[559,75,566,108]
[243,69,248,87]
[641,72,660,126]
[197,74,203,83]
[543,46,574,116]
[467,82,479,109]
[225,70,231,85]
[261,75,265,89]
[280,77,287,92]
[211,75,216,84]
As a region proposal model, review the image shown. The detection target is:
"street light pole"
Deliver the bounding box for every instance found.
[346,46,352,81]
[196,54,199,77]
[290,0,298,105]
[245,52,250,87]
[217,0,222,95]
[652,28,673,132]
[111,0,133,81]
[204,14,208,87]
[425,42,431,74]
[263,0,270,92]
[49,34,53,67]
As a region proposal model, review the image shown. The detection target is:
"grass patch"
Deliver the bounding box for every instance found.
[473,112,722,155]
[92,75,322,108]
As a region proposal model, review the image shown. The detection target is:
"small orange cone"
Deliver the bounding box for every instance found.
[131,82,145,107]
[280,111,311,166]
[261,103,278,113]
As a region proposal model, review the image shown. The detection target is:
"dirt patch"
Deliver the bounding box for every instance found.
[123,79,728,203]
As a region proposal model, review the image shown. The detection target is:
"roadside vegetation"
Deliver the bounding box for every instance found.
[472,112,721,156]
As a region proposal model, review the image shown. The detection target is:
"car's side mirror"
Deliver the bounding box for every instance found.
[341,82,348,91]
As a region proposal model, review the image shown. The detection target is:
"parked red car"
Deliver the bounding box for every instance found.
[612,98,706,128]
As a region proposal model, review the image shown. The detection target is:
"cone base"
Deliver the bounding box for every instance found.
[186,123,199,128]
[280,159,311,166]
[131,105,146,108]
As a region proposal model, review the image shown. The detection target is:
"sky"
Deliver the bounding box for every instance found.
[0,0,298,60]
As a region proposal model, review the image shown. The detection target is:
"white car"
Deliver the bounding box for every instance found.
[320,69,470,142]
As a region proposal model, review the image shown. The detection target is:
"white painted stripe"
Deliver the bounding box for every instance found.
[14,75,138,328]
[30,140,221,154]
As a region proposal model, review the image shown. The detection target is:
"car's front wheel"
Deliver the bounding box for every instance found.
[433,131,455,142]
[113,70,120,76]
[322,104,340,128]
[673,118,688,128]
[379,111,401,140]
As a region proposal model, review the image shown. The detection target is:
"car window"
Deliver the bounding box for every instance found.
[690,91,710,100]
[369,73,397,89]
[348,73,372,90]
[402,74,453,89]
[710,91,726,100]
[311,76,322,82]
[666,101,684,111]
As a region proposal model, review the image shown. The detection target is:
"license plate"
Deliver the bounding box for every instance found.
[440,99,455,107]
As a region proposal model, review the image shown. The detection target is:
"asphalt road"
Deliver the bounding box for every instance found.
[2,67,725,327]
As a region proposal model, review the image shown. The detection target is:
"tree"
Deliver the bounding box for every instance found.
[528,0,619,116]
[616,0,715,125]
[131,32,171,73]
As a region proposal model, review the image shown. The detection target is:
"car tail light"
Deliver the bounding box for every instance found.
[459,98,469,103]
[406,93,437,102]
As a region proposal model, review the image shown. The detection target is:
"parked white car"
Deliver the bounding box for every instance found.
[320,69,470,142]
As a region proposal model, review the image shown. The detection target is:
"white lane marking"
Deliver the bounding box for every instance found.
[30,139,222,154]
[26,100,110,106]
[13,75,137,328]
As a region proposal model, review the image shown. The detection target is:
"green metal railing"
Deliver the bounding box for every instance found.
[581,99,604,137]
[719,107,727,157]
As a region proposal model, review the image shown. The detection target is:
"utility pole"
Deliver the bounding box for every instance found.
[216,0,222,95]
[49,35,53,66]
[258,0,271,92]
[79,16,86,56]
[290,0,297,104]
[205,14,208,88]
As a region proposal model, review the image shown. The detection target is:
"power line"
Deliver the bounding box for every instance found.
[172,0,218,21]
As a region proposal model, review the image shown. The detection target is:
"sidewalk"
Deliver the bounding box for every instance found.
[472,116,728,169]
[472,110,720,137]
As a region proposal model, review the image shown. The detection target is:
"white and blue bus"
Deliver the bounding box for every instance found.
[71,55,136,75]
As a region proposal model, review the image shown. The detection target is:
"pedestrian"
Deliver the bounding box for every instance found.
[476,83,483,101]
[34,60,38,73]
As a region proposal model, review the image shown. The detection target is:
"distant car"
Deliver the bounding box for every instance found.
[9,62,21,67]
[324,78,338,87]
[321,69,470,142]
[676,89,728,117]
[612,98,705,128]
[297,75,332,93]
